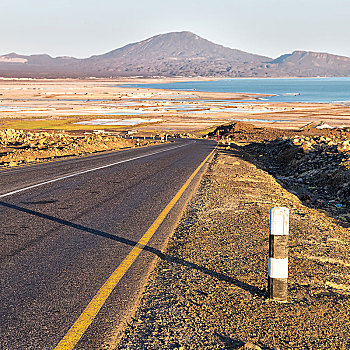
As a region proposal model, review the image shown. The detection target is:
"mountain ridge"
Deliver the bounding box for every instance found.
[1,31,350,78]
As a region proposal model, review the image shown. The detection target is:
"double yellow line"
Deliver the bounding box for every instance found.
[55,145,216,349]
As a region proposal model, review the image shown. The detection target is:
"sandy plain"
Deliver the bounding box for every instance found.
[0,78,350,134]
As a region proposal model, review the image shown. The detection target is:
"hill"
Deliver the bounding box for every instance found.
[261,50,350,77]
[0,53,78,78]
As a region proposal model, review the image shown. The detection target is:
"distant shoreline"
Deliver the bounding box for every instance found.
[1,75,350,83]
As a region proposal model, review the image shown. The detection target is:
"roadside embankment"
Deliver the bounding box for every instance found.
[116,142,350,349]
[212,121,350,224]
[244,134,350,223]
[0,129,158,167]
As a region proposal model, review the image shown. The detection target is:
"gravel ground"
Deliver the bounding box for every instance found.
[116,143,350,350]
[0,129,157,167]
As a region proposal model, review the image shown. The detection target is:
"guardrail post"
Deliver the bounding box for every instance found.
[268,207,289,302]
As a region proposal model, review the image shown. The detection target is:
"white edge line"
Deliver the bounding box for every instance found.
[0,142,193,199]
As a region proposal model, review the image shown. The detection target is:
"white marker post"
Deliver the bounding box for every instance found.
[268,207,289,302]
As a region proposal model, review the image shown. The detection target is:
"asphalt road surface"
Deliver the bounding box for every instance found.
[0,139,215,349]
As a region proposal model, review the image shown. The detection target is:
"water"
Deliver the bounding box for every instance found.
[122,77,350,103]
[230,118,291,123]
[75,118,162,126]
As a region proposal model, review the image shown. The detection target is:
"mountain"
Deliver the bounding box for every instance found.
[75,31,271,77]
[0,31,350,78]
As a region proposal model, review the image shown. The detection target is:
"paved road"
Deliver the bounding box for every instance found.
[0,139,215,349]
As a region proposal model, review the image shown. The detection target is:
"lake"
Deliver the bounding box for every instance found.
[122,77,350,103]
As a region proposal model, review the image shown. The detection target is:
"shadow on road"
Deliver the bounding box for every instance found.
[0,200,266,297]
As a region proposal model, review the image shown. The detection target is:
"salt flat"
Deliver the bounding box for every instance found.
[0,78,349,133]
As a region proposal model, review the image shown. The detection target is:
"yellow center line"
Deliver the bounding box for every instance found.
[54,144,216,350]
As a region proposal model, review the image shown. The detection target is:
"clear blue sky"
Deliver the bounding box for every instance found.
[1,0,349,58]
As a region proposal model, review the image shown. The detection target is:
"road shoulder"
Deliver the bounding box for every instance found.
[116,144,350,350]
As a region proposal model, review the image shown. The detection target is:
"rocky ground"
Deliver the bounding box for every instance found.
[245,133,350,224]
[115,123,350,350]
[0,129,157,167]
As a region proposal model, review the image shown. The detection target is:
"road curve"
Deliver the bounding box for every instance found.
[0,139,215,349]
